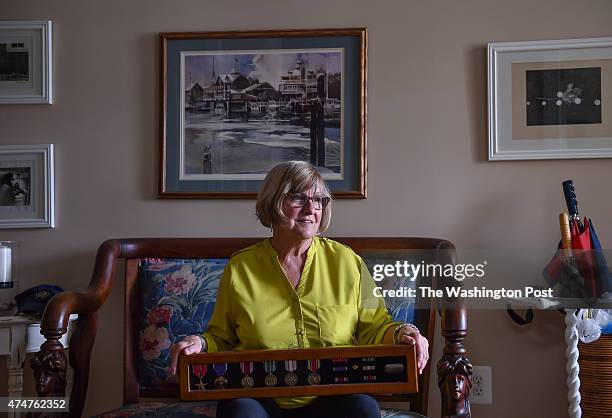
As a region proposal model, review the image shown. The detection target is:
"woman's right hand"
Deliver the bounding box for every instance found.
[168,335,207,375]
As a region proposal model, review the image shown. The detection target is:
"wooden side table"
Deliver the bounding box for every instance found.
[0,314,77,418]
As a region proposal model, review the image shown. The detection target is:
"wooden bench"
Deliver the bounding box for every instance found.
[32,237,471,417]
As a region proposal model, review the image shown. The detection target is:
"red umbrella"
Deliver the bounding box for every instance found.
[544,180,611,301]
[568,217,600,297]
[562,180,612,299]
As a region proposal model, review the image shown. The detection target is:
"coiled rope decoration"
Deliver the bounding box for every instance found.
[560,213,582,418]
[565,309,582,418]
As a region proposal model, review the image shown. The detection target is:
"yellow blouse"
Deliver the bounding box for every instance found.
[202,236,400,409]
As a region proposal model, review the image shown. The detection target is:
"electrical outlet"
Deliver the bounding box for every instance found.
[469,366,492,404]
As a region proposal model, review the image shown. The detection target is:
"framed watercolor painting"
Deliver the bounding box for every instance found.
[0,144,54,229]
[0,20,52,104]
[159,28,366,198]
[488,37,612,160]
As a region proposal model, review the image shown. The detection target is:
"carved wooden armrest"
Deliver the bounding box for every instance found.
[32,240,121,417]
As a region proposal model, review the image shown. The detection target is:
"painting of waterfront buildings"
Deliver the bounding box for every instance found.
[181,50,343,179]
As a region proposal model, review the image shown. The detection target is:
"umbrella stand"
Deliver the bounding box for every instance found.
[560,212,582,418]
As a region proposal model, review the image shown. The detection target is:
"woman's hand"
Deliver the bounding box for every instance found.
[395,326,430,375]
[168,334,206,375]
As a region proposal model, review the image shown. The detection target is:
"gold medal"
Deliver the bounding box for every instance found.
[240,361,254,388]
[284,360,298,386]
[214,376,228,389]
[285,371,298,386]
[307,372,321,385]
[192,364,207,390]
[307,359,321,385]
[241,375,254,388]
[265,373,278,386]
[264,360,278,386]
[213,363,228,389]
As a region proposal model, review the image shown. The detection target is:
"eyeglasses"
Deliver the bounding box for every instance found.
[287,193,331,210]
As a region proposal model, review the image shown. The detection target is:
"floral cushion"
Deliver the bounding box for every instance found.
[138,258,228,390]
[137,257,416,391]
[93,402,425,418]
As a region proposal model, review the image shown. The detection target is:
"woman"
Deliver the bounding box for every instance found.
[169,161,429,418]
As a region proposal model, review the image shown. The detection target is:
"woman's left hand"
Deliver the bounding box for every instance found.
[395,326,430,374]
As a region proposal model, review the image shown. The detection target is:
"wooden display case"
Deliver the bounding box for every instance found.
[179,344,418,401]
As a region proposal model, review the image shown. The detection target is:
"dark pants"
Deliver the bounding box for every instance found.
[217,394,381,418]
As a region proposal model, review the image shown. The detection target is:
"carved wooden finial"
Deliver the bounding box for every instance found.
[438,355,473,418]
[31,348,67,398]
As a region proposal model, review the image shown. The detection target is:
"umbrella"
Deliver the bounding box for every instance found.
[544,180,612,301]
[561,180,611,299]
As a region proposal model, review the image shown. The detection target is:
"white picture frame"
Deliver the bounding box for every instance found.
[0,20,52,104]
[0,144,54,229]
[488,37,612,160]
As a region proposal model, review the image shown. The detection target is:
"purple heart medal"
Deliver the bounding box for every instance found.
[213,363,228,389]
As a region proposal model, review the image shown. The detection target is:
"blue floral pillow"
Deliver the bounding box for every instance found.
[138,258,228,390]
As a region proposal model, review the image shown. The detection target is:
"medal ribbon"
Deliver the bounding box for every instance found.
[284,360,297,372]
[193,364,207,378]
[240,361,253,375]
[213,363,227,377]
[307,359,320,373]
[264,360,277,373]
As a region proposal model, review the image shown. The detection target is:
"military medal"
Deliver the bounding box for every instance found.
[213,363,228,389]
[240,361,254,388]
[264,360,278,386]
[284,360,298,386]
[192,364,207,390]
[307,359,321,385]
[332,358,347,378]
[362,357,375,371]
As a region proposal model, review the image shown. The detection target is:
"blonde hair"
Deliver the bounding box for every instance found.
[256,161,332,233]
